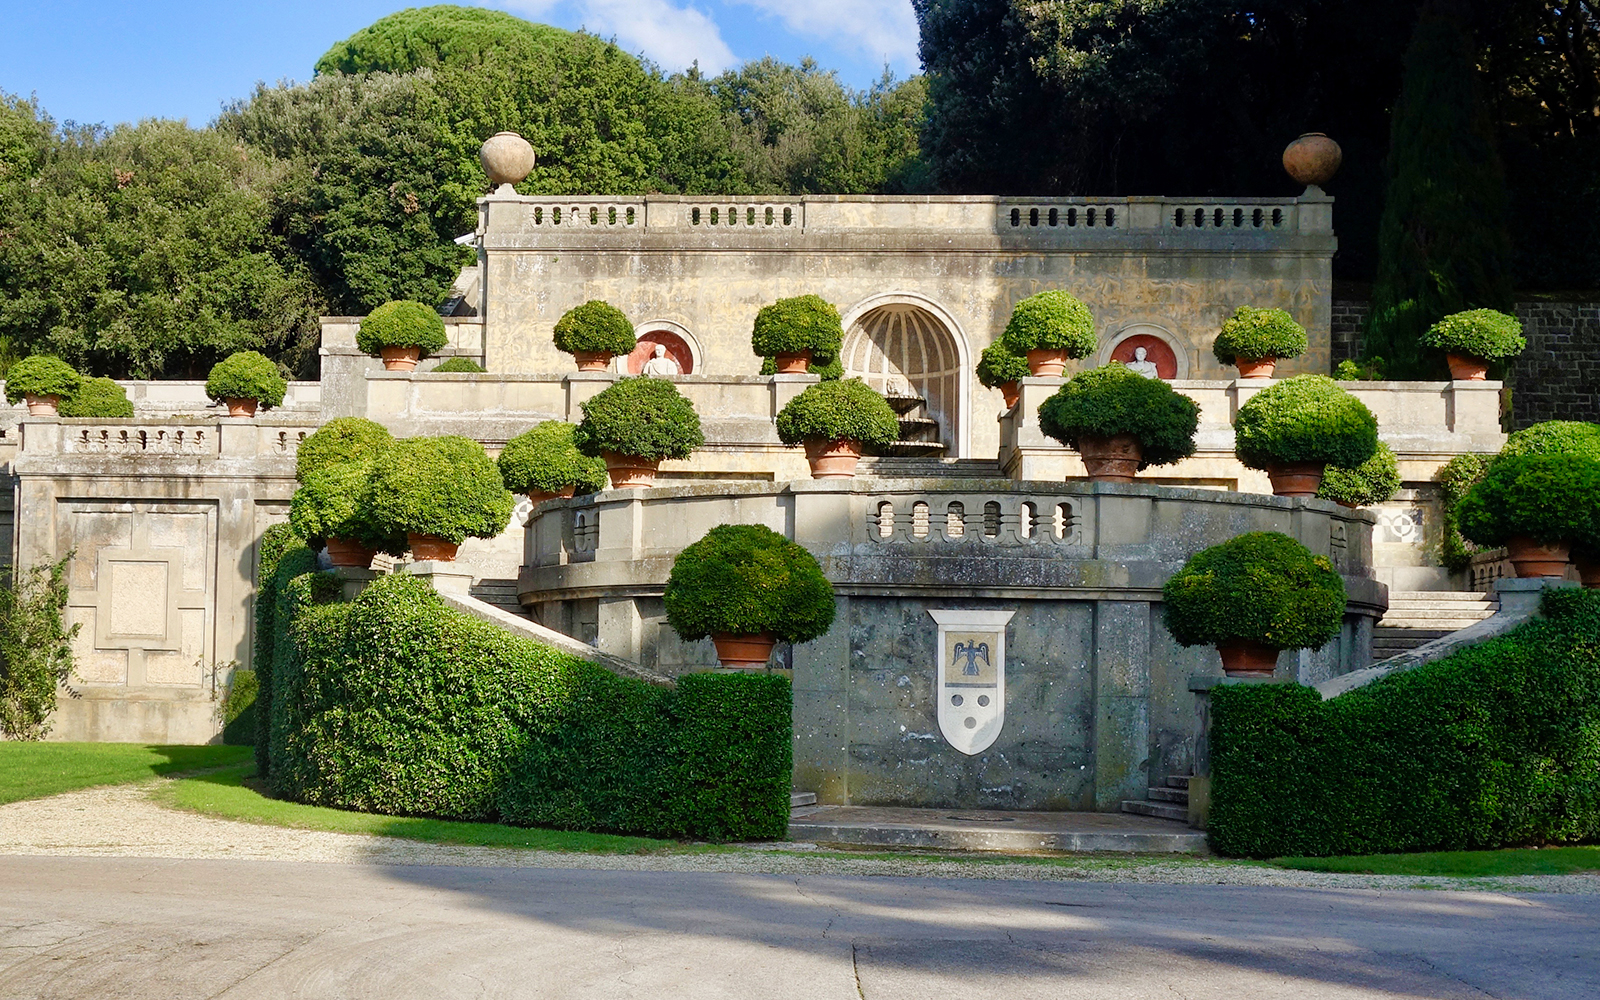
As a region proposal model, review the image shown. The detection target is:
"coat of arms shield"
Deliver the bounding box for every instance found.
[927,609,1015,755]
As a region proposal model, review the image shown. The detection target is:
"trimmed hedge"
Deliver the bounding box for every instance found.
[1209,587,1600,858]
[220,669,258,746]
[1000,290,1096,356]
[552,300,636,356]
[1499,420,1600,460]
[252,525,306,768]
[775,378,899,448]
[750,295,843,358]
[1316,440,1401,507]
[1212,306,1308,365]
[975,341,1030,388]
[1233,375,1379,470]
[1456,454,1600,548]
[363,435,514,545]
[1421,308,1526,361]
[430,357,486,372]
[269,573,792,841]
[290,463,405,553]
[1037,363,1200,469]
[296,417,394,483]
[58,377,133,418]
[497,421,608,496]
[1162,532,1346,651]
[5,355,81,403]
[572,377,704,461]
[663,524,837,643]
[357,300,449,356]
[206,351,287,407]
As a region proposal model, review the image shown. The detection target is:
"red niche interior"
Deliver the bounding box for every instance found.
[1109,334,1178,380]
[625,331,694,375]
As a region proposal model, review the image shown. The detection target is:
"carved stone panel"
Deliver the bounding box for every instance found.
[928,609,1015,755]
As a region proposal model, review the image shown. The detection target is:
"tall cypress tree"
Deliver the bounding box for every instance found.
[1365,2,1513,377]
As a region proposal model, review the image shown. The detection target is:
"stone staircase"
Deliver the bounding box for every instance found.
[855,457,1004,479]
[1373,591,1498,659]
[1121,775,1190,822]
[469,578,531,620]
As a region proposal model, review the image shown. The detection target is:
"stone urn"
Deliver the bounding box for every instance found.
[1283,133,1342,188]
[24,394,61,417]
[224,398,258,418]
[1078,433,1141,483]
[1506,536,1570,578]
[526,485,577,507]
[1446,353,1490,381]
[1234,357,1277,379]
[573,351,613,372]
[804,437,862,479]
[1025,349,1071,377]
[480,131,536,192]
[1266,461,1325,498]
[999,381,1021,410]
[380,346,421,372]
[603,452,659,489]
[1217,640,1280,678]
[326,537,376,569]
[408,532,460,562]
[773,350,812,374]
[711,632,776,668]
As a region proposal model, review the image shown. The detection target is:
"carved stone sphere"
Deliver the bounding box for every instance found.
[1283,133,1342,187]
[480,131,536,187]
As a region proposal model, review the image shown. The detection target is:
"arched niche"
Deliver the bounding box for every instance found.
[1099,323,1189,380]
[623,321,701,375]
[839,294,971,458]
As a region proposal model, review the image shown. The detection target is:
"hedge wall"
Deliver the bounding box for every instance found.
[267,573,791,841]
[1208,588,1600,858]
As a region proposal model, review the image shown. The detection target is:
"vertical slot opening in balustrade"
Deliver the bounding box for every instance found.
[1087,207,1097,227]
[746,207,756,226]
[534,207,543,224]
[983,501,1001,538]
[765,207,774,225]
[1252,208,1263,228]
[1056,502,1075,539]
[1009,208,1021,227]
[912,501,930,538]
[1233,208,1244,227]
[1104,206,1116,226]
[1048,208,1058,227]
[692,207,701,225]
[727,206,736,225]
[783,207,792,225]
[876,501,895,538]
[1212,207,1223,227]
[608,207,617,225]
[626,207,636,225]
[1020,502,1036,538]
[946,501,965,538]
[1172,208,1183,227]
[1272,208,1284,226]
[1029,208,1039,227]
[553,207,563,225]
[711,207,721,225]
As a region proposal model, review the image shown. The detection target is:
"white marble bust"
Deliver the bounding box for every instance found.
[641,343,680,377]
[1126,346,1160,379]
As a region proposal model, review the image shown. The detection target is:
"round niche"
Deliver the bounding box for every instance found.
[624,329,695,375]
[1106,329,1182,380]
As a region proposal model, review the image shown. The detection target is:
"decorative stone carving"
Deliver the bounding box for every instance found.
[479,131,536,193]
[641,343,681,377]
[1125,346,1160,379]
[929,609,1015,755]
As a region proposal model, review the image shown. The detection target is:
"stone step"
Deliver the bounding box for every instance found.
[1119,800,1189,822]
[856,457,1004,480]
[1388,591,1494,601]
[1377,617,1493,630]
[1147,786,1189,805]
[1374,627,1457,638]
[788,806,1207,853]
[1164,775,1191,790]
[790,791,817,808]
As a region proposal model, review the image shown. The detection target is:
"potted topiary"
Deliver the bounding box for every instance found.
[429,357,486,372]
[572,377,705,488]
[205,351,287,417]
[1234,375,1379,497]
[296,417,394,483]
[58,376,133,418]
[1316,440,1402,508]
[976,341,1031,410]
[552,300,636,372]
[663,523,836,667]
[1162,531,1346,677]
[760,350,843,379]
[1421,308,1526,381]
[5,355,82,416]
[361,435,515,561]
[289,462,404,569]
[1037,363,1200,482]
[775,378,900,478]
[1212,305,1308,378]
[751,295,843,374]
[497,421,609,504]
[1456,454,1600,578]
[1000,290,1097,376]
[357,300,450,371]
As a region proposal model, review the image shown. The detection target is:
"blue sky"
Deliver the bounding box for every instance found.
[0,1,921,128]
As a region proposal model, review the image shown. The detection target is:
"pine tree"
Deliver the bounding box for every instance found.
[1364,3,1513,377]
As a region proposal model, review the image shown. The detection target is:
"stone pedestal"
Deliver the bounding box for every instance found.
[406,560,475,595]
[331,566,382,602]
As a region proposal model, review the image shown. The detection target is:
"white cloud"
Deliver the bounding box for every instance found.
[731,0,919,70]
[498,0,737,74]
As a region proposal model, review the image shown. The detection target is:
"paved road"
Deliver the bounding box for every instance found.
[2,856,1596,999]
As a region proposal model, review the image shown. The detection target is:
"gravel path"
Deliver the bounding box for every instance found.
[4,779,1598,894]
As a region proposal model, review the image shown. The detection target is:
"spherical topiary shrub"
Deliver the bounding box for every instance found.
[1162,531,1346,674]
[1037,364,1199,478]
[430,357,486,373]
[552,300,636,363]
[5,355,82,407]
[205,351,287,413]
[1234,374,1379,472]
[362,435,515,553]
[573,376,704,469]
[775,378,900,478]
[1212,306,1308,367]
[289,463,405,557]
[58,376,133,418]
[999,290,1096,373]
[1498,420,1600,461]
[497,421,609,497]
[1456,454,1600,553]
[759,350,843,379]
[664,524,836,666]
[750,294,843,361]
[296,417,394,483]
[1316,440,1402,507]
[975,341,1031,389]
[357,300,449,366]
[1421,308,1526,362]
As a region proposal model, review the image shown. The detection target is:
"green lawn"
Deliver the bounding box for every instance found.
[158,765,687,854]
[1273,846,1600,877]
[0,742,252,804]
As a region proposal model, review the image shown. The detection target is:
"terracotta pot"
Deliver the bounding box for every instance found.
[1446,353,1489,381]
[573,351,613,372]
[1078,433,1142,483]
[325,537,376,569]
[407,532,460,562]
[1025,348,1070,377]
[1282,133,1342,187]
[1234,357,1276,379]
[380,346,421,372]
[526,485,577,507]
[999,381,1021,410]
[479,131,536,188]
[24,394,60,417]
[1506,536,1570,578]
[1217,640,1281,678]
[603,452,660,489]
[711,632,777,668]
[773,351,812,374]
[804,437,863,479]
[1266,461,1326,498]
[1575,552,1600,589]
[224,397,258,418]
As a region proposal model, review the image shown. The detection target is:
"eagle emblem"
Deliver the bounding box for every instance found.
[953,640,990,675]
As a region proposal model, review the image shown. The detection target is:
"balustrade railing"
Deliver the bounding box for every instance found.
[867,494,1081,546]
[65,424,217,456]
[529,202,642,228]
[686,202,802,229]
[1001,203,1122,230]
